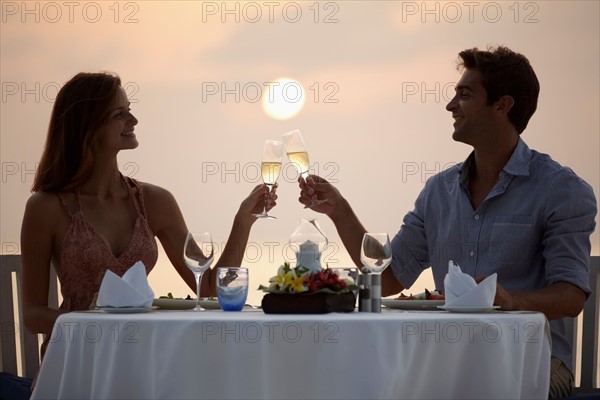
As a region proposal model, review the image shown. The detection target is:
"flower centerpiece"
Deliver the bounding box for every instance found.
[259,219,357,313]
[259,263,358,314]
[259,262,357,295]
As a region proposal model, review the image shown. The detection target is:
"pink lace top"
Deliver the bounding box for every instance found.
[54,176,158,312]
[40,175,158,359]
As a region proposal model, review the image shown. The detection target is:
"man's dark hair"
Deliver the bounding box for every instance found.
[458,46,540,134]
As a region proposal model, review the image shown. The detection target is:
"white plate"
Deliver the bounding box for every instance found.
[96,306,155,314]
[152,298,221,310]
[382,299,445,310]
[437,305,500,313]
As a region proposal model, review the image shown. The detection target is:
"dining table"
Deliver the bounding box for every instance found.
[31,307,551,399]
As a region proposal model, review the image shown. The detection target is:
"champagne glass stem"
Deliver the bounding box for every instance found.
[263,184,272,214]
[255,184,276,219]
[263,185,271,215]
[194,271,205,311]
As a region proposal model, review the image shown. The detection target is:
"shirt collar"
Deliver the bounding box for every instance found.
[502,137,531,177]
[458,138,531,183]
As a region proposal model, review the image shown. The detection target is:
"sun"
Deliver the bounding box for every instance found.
[262,77,305,120]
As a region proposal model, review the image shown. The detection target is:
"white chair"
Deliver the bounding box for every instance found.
[568,255,600,395]
[0,254,58,379]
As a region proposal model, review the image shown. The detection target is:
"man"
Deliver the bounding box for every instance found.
[299,46,597,398]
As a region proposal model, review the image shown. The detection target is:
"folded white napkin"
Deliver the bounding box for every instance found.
[96,261,154,308]
[443,260,497,307]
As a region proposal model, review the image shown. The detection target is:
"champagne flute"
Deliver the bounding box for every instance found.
[281,129,327,208]
[253,140,283,219]
[183,232,215,311]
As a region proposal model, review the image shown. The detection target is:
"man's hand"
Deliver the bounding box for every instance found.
[298,175,343,217]
[475,275,586,319]
[475,275,515,310]
[89,292,99,310]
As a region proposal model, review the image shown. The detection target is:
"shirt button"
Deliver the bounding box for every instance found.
[469,251,475,257]
[474,215,480,220]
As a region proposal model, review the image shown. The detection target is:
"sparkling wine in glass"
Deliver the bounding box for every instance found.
[183,232,215,311]
[360,233,392,274]
[281,129,326,208]
[254,140,283,219]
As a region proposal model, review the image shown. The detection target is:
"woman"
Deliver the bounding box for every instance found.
[20,72,276,342]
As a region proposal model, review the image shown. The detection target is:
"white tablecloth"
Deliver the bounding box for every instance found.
[32,309,551,399]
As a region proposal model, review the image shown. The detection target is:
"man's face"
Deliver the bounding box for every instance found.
[446,69,496,146]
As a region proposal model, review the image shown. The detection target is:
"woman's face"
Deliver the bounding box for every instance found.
[93,86,139,154]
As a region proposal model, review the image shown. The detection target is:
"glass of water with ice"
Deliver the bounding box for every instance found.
[216,267,249,311]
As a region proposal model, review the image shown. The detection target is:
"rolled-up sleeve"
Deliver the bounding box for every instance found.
[542,169,597,296]
[390,180,431,289]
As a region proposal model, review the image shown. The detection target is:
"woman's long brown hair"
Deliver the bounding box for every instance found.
[32,72,121,192]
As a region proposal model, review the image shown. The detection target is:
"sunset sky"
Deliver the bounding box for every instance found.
[1,1,599,309]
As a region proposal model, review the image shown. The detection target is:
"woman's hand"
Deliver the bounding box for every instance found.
[238,183,278,222]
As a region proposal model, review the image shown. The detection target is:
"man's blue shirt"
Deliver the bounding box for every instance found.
[390,138,597,369]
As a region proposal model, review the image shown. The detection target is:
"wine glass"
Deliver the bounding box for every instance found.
[360,233,392,274]
[183,232,215,311]
[281,129,327,208]
[360,233,391,313]
[253,140,283,219]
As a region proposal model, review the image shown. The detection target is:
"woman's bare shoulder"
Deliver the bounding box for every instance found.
[135,181,184,232]
[136,181,180,212]
[25,191,62,212]
[137,181,176,200]
[23,191,64,225]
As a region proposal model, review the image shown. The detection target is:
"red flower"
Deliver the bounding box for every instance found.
[305,269,348,293]
[306,273,325,292]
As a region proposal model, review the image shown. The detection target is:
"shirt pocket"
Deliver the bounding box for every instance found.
[488,215,533,265]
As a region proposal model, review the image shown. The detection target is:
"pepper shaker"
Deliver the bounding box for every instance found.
[358,273,372,312]
[370,274,382,313]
